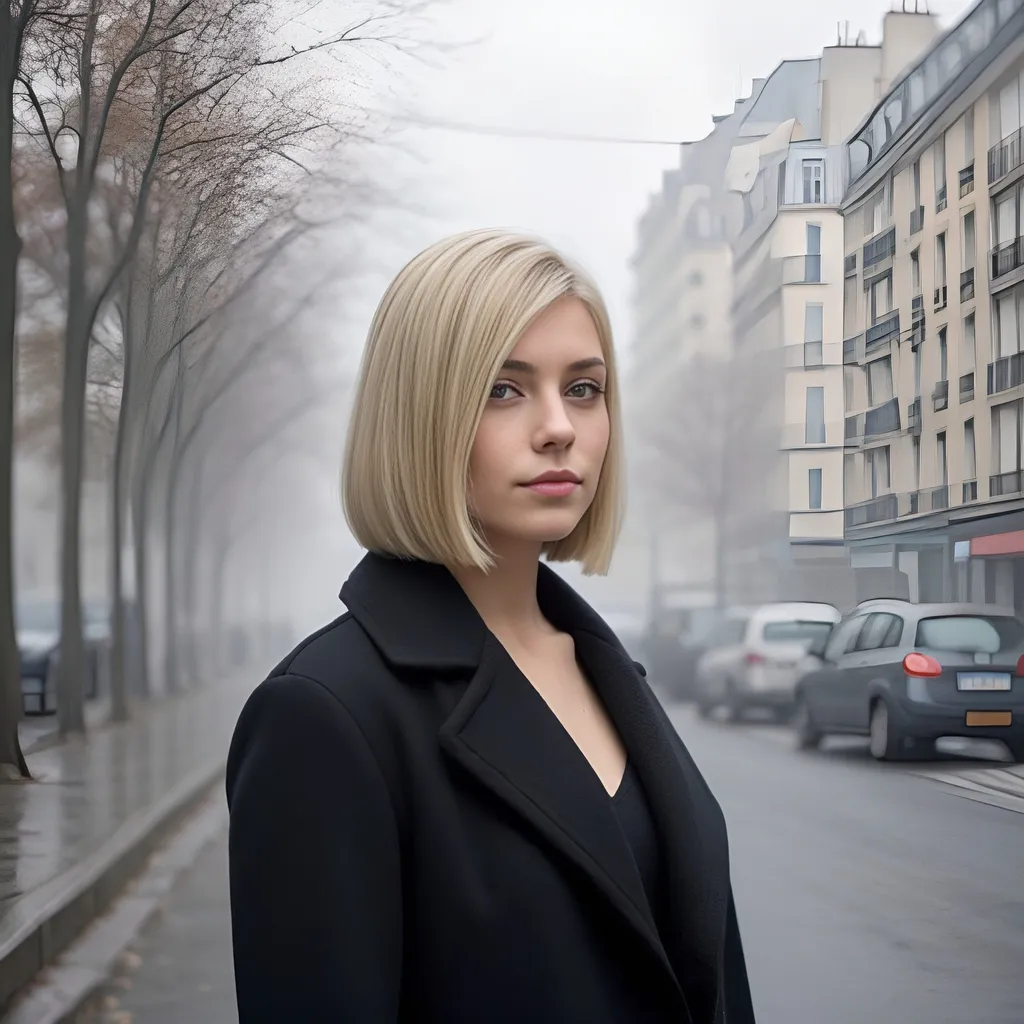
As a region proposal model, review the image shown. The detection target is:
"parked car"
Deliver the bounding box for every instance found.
[793,600,1024,762]
[694,602,840,721]
[660,606,728,703]
[17,597,104,715]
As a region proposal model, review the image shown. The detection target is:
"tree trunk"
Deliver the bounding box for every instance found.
[130,460,152,698]
[107,354,132,722]
[55,210,91,735]
[209,522,229,676]
[180,451,207,685]
[0,16,30,777]
[162,450,182,694]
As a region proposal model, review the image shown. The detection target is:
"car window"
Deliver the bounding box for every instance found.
[881,616,905,648]
[854,613,895,651]
[915,615,1024,654]
[823,615,867,660]
[762,620,835,645]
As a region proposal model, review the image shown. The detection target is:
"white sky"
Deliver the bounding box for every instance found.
[274,0,979,626]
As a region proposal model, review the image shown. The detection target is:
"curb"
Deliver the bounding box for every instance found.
[2,786,229,1024]
[0,758,227,1019]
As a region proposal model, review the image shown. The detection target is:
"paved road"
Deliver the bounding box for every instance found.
[82,705,1024,1023]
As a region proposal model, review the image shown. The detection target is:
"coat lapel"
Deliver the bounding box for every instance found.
[341,553,730,1016]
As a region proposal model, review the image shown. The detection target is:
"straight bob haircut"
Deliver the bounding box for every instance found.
[342,228,624,575]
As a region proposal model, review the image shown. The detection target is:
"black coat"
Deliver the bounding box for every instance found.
[226,553,756,1023]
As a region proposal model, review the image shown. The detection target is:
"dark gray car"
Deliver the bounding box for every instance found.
[794,600,1024,762]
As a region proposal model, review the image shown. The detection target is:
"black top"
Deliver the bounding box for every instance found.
[611,759,665,928]
[226,552,755,1024]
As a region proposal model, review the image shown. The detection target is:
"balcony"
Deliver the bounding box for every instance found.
[907,396,922,435]
[846,396,901,444]
[911,293,924,326]
[845,493,898,529]
[863,226,896,271]
[989,127,1023,185]
[960,267,975,303]
[932,379,949,412]
[930,484,950,510]
[782,253,822,284]
[990,237,1024,281]
[963,479,979,503]
[844,253,857,276]
[959,163,975,197]
[843,333,864,365]
[933,284,947,310]
[865,309,900,350]
[910,205,925,234]
[990,469,1024,497]
[936,183,947,213]
[959,371,975,403]
[988,351,1024,395]
[803,340,823,367]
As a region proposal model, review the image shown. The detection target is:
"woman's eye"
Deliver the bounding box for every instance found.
[566,380,603,399]
[489,382,518,400]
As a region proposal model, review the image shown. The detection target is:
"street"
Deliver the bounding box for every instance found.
[80,704,1024,1024]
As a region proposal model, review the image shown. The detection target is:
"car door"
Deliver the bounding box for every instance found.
[805,615,868,727]
[839,613,897,729]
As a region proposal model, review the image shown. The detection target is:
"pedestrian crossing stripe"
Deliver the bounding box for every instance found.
[912,766,1024,814]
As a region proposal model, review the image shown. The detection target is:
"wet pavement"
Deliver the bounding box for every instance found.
[74,698,1024,1024]
[0,677,253,945]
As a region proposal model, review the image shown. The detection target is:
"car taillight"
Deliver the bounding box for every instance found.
[1016,654,1024,677]
[744,652,765,665]
[903,652,942,677]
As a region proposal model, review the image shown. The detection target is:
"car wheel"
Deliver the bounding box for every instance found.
[793,695,822,750]
[1007,741,1024,764]
[868,699,903,761]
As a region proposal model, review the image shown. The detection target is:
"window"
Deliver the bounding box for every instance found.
[997,290,1021,357]
[824,616,867,661]
[868,356,893,406]
[965,106,975,163]
[939,327,948,381]
[867,446,890,497]
[808,468,822,510]
[866,190,885,235]
[844,276,858,336]
[911,249,921,293]
[805,223,821,282]
[778,160,787,207]
[993,399,1023,474]
[935,133,947,196]
[962,211,976,270]
[802,159,824,204]
[870,275,892,321]
[916,615,1024,653]
[937,431,948,485]
[805,387,825,443]
[936,232,947,288]
[844,366,854,408]
[995,190,1017,245]
[912,435,921,488]
[965,418,977,479]
[963,313,976,369]
[763,619,835,644]
[912,159,921,206]
[854,613,900,651]
[914,343,923,398]
[804,302,823,347]
[998,75,1023,142]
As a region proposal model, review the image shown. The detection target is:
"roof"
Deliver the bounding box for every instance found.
[737,58,821,141]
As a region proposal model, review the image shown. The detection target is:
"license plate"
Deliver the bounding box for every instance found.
[965,710,1012,727]
[957,672,1011,691]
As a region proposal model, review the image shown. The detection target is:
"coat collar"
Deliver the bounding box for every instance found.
[341,552,729,1020]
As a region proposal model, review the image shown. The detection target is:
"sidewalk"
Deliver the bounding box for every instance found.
[0,673,256,1015]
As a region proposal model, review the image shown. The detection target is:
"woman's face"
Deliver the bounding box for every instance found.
[468,296,610,558]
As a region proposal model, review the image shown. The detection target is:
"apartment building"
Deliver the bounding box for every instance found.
[841,0,1024,605]
[625,95,756,608]
[723,11,940,606]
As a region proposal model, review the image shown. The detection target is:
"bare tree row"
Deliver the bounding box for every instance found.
[0,0,432,777]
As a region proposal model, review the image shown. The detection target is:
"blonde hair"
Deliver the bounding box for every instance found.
[342,228,623,575]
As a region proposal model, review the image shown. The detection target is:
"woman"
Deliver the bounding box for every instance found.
[226,229,756,1023]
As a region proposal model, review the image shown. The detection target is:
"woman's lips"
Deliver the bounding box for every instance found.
[524,480,580,497]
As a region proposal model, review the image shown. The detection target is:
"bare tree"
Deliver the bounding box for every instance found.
[638,352,779,608]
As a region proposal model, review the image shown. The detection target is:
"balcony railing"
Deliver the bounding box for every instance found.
[959,371,975,402]
[910,205,925,234]
[991,237,1024,280]
[959,163,975,197]
[844,253,857,276]
[989,127,1023,185]
[931,484,950,510]
[803,340,823,367]
[934,284,947,310]
[988,351,1024,395]
[845,493,898,529]
[866,309,900,349]
[963,479,979,503]
[907,396,922,435]
[782,253,822,284]
[990,469,1024,497]
[932,379,949,412]
[960,267,975,303]
[863,226,896,270]
[842,333,864,365]
[936,183,947,212]
[911,293,924,325]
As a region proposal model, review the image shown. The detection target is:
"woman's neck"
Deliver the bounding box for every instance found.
[450,543,557,647]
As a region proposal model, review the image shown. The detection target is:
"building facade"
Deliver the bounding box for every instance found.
[842,0,1024,606]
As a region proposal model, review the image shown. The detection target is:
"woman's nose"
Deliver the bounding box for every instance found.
[534,395,575,450]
